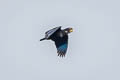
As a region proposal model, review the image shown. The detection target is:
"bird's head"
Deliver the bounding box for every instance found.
[64,28,73,34]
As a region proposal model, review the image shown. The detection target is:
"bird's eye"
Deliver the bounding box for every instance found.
[65,31,68,33]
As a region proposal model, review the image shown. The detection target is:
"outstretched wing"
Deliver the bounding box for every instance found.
[45,26,61,39]
[54,35,68,57]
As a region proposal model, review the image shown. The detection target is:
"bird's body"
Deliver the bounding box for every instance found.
[40,26,73,57]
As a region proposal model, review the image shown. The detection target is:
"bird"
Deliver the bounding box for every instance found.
[40,26,73,57]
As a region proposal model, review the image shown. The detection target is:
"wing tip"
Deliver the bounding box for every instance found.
[57,51,66,57]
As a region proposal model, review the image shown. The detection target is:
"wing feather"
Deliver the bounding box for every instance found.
[45,26,61,39]
[54,35,68,57]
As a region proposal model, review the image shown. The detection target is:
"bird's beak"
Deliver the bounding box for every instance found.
[69,28,73,32]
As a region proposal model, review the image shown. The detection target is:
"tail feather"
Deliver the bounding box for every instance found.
[40,38,46,41]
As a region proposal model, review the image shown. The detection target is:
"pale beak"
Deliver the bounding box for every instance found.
[70,28,73,32]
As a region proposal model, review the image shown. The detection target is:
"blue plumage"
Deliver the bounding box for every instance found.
[57,43,67,55]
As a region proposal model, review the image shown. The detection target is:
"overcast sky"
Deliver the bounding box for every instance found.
[0,0,120,80]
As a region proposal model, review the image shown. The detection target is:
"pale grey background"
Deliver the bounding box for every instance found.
[0,0,120,80]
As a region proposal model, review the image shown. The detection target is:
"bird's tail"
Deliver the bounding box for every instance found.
[40,38,46,41]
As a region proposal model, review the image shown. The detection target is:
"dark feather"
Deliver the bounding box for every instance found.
[54,35,68,57]
[40,26,71,57]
